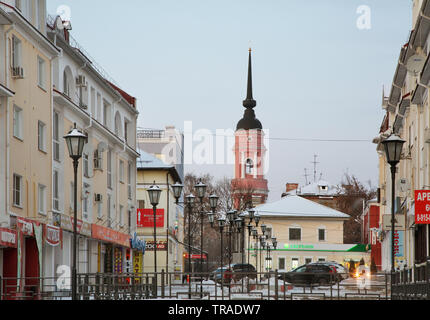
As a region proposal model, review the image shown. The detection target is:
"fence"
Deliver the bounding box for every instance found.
[392,260,430,300]
[0,270,391,301]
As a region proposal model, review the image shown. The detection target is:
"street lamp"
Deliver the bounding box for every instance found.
[194,180,207,294]
[63,123,87,300]
[382,133,405,295]
[217,217,226,300]
[172,182,184,203]
[185,194,195,299]
[147,182,162,296]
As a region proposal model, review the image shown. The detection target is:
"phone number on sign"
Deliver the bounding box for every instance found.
[416,214,430,223]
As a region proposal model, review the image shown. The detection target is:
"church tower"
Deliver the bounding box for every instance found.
[232,49,269,209]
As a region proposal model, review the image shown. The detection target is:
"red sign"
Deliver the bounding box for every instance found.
[145,241,167,251]
[92,224,131,247]
[44,225,62,247]
[17,217,34,236]
[136,209,165,228]
[184,253,207,260]
[415,190,430,224]
[0,228,17,248]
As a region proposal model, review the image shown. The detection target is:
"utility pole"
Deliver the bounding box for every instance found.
[303,168,310,185]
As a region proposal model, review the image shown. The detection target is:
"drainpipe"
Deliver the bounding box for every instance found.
[4,24,13,226]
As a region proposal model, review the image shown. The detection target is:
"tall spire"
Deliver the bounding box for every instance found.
[243,48,257,109]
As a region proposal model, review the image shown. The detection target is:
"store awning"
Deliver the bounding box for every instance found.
[410,1,430,49]
[0,228,17,248]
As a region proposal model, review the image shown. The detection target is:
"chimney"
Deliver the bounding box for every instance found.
[286,183,299,193]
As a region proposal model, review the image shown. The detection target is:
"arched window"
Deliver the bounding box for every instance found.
[63,67,74,98]
[245,159,253,175]
[114,111,122,137]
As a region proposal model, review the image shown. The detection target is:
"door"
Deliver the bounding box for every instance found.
[2,248,18,300]
[24,238,40,299]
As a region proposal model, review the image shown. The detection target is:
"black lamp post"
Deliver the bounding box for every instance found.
[147,182,162,296]
[382,133,405,296]
[194,180,207,294]
[209,193,219,273]
[185,194,195,299]
[217,217,226,300]
[63,123,87,301]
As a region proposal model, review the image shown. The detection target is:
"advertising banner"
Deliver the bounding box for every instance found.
[145,241,167,251]
[114,247,123,274]
[92,224,130,247]
[136,209,165,228]
[44,225,62,247]
[415,190,430,224]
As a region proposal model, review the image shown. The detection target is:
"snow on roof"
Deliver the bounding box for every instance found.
[254,195,350,219]
[287,180,340,196]
[136,149,173,170]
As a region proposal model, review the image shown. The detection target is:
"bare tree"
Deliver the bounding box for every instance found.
[337,173,377,244]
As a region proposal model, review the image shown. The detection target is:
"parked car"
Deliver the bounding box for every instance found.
[210,267,233,284]
[278,264,338,286]
[312,261,349,281]
[231,263,257,281]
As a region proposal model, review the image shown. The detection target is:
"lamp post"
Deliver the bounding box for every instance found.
[194,180,207,296]
[382,133,405,297]
[147,182,162,296]
[185,194,195,299]
[63,123,87,300]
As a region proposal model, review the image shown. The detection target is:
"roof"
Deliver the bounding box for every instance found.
[136,149,181,183]
[287,180,340,197]
[252,195,350,219]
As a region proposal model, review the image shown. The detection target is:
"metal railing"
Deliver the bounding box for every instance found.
[392,260,430,300]
[0,270,391,300]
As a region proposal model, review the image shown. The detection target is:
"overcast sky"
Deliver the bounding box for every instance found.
[47,0,412,201]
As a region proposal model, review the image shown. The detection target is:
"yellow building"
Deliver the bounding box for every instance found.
[0,0,61,290]
[136,150,184,278]
[247,195,370,273]
[373,0,430,271]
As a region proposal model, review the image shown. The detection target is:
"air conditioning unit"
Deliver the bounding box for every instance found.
[12,67,24,78]
[76,75,86,87]
[95,194,103,202]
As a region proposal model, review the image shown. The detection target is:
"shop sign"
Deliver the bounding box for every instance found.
[145,241,167,251]
[92,224,130,247]
[114,247,123,274]
[0,228,17,248]
[284,244,314,250]
[17,217,34,236]
[136,209,165,228]
[130,233,146,253]
[183,253,207,260]
[415,190,430,224]
[104,245,113,273]
[61,217,91,237]
[44,225,62,247]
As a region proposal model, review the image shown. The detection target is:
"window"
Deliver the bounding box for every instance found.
[37,56,45,89]
[63,70,70,97]
[119,160,124,183]
[291,258,299,270]
[94,149,102,170]
[13,174,22,207]
[38,184,46,215]
[124,121,129,143]
[318,258,326,262]
[245,159,253,175]
[53,111,60,161]
[107,194,112,227]
[289,228,301,241]
[138,200,145,209]
[12,36,22,68]
[305,258,313,265]
[38,121,46,152]
[83,197,88,217]
[119,205,124,227]
[13,105,23,140]
[278,257,286,271]
[83,153,89,178]
[318,228,326,242]
[128,210,131,231]
[97,202,103,219]
[53,170,59,211]
[107,150,112,189]
[127,162,132,200]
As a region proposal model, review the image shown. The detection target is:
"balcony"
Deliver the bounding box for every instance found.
[137,129,165,139]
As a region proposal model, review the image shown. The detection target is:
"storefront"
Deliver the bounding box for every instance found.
[60,217,92,274]
[251,243,372,272]
[42,224,62,287]
[0,227,17,300]
[91,224,131,275]
[130,232,145,276]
